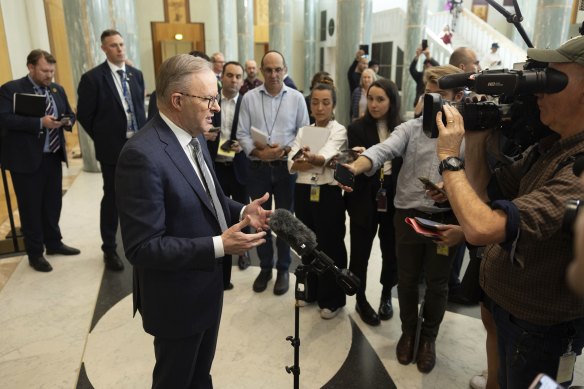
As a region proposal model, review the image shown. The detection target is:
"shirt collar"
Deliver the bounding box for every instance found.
[220,92,239,103]
[27,75,46,91]
[159,112,193,148]
[259,83,288,98]
[107,60,126,74]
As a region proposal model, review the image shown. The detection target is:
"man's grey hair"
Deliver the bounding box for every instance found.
[156,54,213,106]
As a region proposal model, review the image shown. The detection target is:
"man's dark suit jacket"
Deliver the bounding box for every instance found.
[0,76,75,173]
[345,118,402,228]
[116,114,244,338]
[208,95,249,185]
[77,61,146,165]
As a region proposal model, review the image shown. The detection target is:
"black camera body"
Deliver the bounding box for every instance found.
[423,63,568,161]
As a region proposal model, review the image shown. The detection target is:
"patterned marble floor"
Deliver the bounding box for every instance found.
[0,170,582,388]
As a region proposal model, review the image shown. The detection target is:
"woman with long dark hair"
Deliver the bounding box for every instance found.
[345,79,402,326]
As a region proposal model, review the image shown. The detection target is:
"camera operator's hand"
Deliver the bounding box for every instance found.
[434,224,465,247]
[436,104,465,160]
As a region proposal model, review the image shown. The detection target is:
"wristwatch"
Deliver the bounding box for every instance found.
[439,156,464,175]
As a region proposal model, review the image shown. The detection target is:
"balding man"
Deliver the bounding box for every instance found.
[449,46,481,73]
[240,59,263,95]
[116,54,270,388]
[237,50,309,296]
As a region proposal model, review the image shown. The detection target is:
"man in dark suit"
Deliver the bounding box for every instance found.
[208,61,251,288]
[116,54,270,388]
[77,29,146,271]
[0,49,80,272]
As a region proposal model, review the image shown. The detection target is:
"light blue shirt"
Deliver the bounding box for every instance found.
[236,84,309,159]
[362,116,464,213]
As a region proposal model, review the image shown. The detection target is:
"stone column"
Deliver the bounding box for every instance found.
[401,0,426,116]
[236,0,254,63]
[335,0,372,126]
[268,0,293,68]
[218,0,238,60]
[533,0,572,50]
[303,0,316,91]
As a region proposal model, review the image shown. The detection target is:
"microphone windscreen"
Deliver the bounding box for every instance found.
[269,209,317,255]
[574,156,584,177]
[437,72,475,90]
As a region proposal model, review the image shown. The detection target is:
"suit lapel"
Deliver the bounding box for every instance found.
[155,118,218,219]
[126,67,142,116]
[101,62,125,111]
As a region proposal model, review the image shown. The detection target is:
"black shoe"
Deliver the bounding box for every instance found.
[253,269,272,292]
[379,295,393,320]
[273,271,289,295]
[224,282,234,291]
[238,253,250,270]
[46,243,81,256]
[29,256,53,272]
[355,298,380,326]
[104,252,124,271]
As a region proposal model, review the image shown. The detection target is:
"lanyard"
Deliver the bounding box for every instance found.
[261,91,285,141]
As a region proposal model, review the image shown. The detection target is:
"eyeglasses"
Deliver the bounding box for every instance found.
[177,92,219,109]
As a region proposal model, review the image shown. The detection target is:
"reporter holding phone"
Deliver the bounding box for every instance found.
[344,78,403,328]
[288,81,348,319]
[0,49,80,272]
[343,67,466,373]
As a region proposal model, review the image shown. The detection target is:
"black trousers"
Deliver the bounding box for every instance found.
[294,184,347,310]
[394,208,460,340]
[348,175,398,301]
[152,320,220,389]
[11,153,63,258]
[100,162,118,254]
[215,161,249,286]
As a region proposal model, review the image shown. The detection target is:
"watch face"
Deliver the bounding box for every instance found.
[447,157,463,168]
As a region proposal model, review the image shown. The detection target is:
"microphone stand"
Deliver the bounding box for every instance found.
[485,0,533,48]
[285,263,311,389]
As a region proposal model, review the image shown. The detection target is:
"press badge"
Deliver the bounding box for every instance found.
[376,188,387,212]
[556,341,576,384]
[310,185,320,202]
[436,244,449,256]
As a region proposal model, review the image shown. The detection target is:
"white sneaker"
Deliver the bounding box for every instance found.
[469,370,488,389]
[320,308,340,319]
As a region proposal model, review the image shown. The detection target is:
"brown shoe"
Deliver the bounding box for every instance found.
[416,338,436,373]
[396,333,415,365]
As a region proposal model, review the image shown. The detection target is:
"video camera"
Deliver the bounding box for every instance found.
[422,62,568,161]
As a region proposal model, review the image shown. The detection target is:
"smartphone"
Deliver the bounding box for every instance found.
[338,149,359,162]
[421,39,428,50]
[59,113,73,124]
[208,127,220,133]
[418,176,446,196]
[220,139,236,151]
[334,164,355,188]
[291,149,304,161]
[528,373,563,389]
[414,217,445,231]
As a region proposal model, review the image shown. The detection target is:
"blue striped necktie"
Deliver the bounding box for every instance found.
[116,70,138,133]
[42,87,60,153]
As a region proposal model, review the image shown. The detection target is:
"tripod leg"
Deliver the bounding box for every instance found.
[412,299,425,363]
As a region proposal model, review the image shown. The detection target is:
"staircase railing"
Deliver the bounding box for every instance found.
[427,9,527,70]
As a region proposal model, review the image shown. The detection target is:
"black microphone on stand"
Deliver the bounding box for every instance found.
[269,209,360,295]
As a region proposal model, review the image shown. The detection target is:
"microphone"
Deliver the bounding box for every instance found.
[437,72,476,90]
[269,209,360,295]
[573,155,584,177]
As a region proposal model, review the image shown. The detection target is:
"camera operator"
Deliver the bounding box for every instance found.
[435,35,584,388]
[568,170,584,297]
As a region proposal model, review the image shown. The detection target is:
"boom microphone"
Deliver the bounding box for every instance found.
[269,209,360,295]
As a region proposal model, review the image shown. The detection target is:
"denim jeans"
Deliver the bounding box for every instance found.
[489,299,584,388]
[247,161,296,271]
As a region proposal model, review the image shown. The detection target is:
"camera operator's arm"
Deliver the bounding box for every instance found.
[463,129,492,202]
[436,104,507,245]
